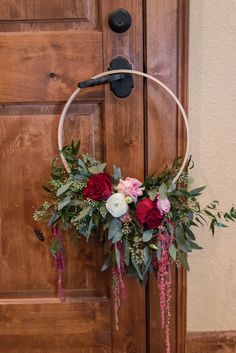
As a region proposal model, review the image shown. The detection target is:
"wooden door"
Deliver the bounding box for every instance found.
[0,1,188,352]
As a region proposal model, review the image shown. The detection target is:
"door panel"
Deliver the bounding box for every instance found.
[0,0,99,31]
[0,299,111,353]
[0,0,94,21]
[0,32,103,102]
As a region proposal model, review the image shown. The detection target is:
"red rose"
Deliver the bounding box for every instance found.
[136,198,163,229]
[145,208,163,229]
[82,173,112,201]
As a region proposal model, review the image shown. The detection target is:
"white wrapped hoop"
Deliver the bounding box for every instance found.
[58,69,190,185]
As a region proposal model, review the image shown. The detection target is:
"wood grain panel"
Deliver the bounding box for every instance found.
[101,1,146,353]
[186,331,236,353]
[146,0,178,351]
[0,31,103,103]
[0,0,99,31]
[0,298,111,353]
[145,1,189,353]
[0,104,107,294]
[0,0,93,20]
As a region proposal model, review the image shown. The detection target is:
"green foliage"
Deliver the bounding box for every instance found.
[33,142,236,281]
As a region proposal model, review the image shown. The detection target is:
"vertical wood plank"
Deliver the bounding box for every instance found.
[101,1,146,352]
[145,0,189,352]
[177,2,189,353]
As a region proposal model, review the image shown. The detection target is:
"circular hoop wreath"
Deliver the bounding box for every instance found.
[34,70,236,353]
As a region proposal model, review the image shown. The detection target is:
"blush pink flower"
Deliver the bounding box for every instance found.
[120,213,132,223]
[116,177,144,203]
[156,195,171,215]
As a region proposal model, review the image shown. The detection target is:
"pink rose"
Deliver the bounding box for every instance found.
[116,177,144,203]
[156,195,171,215]
[120,213,132,223]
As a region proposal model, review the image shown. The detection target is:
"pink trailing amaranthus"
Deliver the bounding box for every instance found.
[51,226,65,300]
[112,240,126,330]
[157,222,174,353]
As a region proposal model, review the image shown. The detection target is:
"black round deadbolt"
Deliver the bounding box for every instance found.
[108,9,132,33]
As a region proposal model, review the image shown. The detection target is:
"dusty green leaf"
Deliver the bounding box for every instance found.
[56,183,71,197]
[159,183,167,199]
[131,256,143,280]
[58,196,71,211]
[108,218,122,241]
[169,244,177,261]
[143,230,153,242]
[101,255,112,271]
[88,163,106,174]
[178,251,190,271]
[76,206,92,221]
[157,242,162,261]
[148,188,158,201]
[189,241,203,250]
[190,186,206,196]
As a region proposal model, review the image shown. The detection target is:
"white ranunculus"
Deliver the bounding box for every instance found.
[106,193,128,218]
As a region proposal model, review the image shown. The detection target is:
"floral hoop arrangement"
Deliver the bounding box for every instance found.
[33,70,236,353]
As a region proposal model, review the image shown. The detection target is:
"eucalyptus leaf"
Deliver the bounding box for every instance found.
[183,225,196,240]
[124,238,130,267]
[115,243,121,269]
[166,222,174,236]
[143,246,152,266]
[189,241,203,250]
[62,152,75,162]
[143,230,153,242]
[113,166,122,181]
[56,183,71,197]
[58,196,71,211]
[93,212,100,229]
[88,163,106,174]
[190,186,206,196]
[131,256,143,280]
[177,251,190,271]
[168,184,176,192]
[76,206,92,221]
[148,188,158,201]
[175,227,192,253]
[215,222,228,228]
[101,255,112,271]
[112,229,123,243]
[85,217,93,241]
[157,242,162,261]
[48,212,61,226]
[169,244,177,261]
[159,183,167,199]
[78,159,86,169]
[108,218,122,241]
[99,205,108,218]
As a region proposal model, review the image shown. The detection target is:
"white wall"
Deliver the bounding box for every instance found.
[188,0,236,331]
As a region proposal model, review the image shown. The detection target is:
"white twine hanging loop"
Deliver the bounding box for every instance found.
[58,69,190,185]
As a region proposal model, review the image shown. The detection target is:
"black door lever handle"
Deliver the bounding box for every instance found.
[78,74,126,89]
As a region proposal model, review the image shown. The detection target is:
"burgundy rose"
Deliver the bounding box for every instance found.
[82,172,112,201]
[145,208,163,229]
[136,198,164,229]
